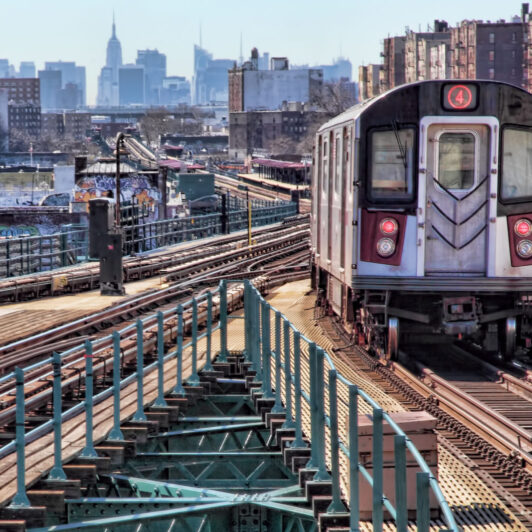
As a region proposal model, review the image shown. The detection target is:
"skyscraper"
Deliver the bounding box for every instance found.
[19,62,35,78]
[119,65,145,106]
[192,45,234,105]
[44,61,86,108]
[136,49,166,105]
[97,15,123,106]
[39,69,62,110]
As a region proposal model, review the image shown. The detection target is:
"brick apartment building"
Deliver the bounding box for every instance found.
[361,5,532,99]
[0,78,41,140]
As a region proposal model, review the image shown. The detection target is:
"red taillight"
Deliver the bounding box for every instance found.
[515,219,532,237]
[380,218,398,235]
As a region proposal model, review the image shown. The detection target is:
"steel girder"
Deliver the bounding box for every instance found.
[28,392,318,531]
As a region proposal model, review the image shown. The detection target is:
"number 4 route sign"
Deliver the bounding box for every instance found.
[442,83,478,111]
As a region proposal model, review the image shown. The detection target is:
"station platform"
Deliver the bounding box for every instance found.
[238,172,309,192]
[0,280,526,530]
[0,276,164,346]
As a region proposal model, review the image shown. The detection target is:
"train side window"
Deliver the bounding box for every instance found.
[437,132,475,189]
[334,134,341,193]
[322,140,328,192]
[369,128,415,201]
[501,127,532,201]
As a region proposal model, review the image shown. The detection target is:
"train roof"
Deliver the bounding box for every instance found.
[317,79,530,132]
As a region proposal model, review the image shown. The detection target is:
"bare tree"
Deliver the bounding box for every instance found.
[139,109,169,146]
[314,80,357,117]
[8,128,32,152]
[0,124,8,152]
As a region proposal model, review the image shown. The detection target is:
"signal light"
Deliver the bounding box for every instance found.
[517,239,532,258]
[376,237,396,257]
[380,218,398,235]
[515,219,532,237]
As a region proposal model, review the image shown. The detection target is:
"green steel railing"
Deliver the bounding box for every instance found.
[0,200,297,278]
[0,227,89,278]
[5,279,457,530]
[243,282,459,532]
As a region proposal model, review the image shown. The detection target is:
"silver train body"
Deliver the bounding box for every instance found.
[311,80,532,359]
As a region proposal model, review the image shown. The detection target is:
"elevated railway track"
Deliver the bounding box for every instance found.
[0,216,308,303]
[321,313,532,530]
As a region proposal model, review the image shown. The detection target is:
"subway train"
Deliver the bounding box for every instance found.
[311,80,532,360]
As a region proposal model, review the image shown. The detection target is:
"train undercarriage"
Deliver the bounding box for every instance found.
[314,267,532,362]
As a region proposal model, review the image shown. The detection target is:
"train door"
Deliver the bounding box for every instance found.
[327,131,334,262]
[424,122,491,274]
[315,136,322,255]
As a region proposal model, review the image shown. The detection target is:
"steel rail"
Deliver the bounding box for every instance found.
[0,241,308,428]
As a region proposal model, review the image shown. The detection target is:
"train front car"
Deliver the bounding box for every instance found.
[311,80,532,361]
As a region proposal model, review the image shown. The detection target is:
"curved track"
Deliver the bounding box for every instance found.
[320,314,532,530]
[0,225,310,443]
[0,215,308,303]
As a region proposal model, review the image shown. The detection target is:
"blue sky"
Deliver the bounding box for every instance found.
[0,0,525,104]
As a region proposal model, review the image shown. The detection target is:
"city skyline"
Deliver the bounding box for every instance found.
[0,0,525,105]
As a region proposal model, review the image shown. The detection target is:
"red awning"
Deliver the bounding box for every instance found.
[159,160,184,169]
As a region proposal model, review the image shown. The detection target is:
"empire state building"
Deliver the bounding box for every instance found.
[97,16,123,106]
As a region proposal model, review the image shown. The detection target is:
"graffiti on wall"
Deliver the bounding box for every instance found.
[74,175,159,218]
[0,225,40,237]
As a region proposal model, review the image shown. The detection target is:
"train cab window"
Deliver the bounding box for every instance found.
[437,132,475,189]
[501,127,532,201]
[369,128,415,201]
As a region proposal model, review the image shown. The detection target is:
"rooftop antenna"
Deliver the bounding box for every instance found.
[239,32,243,65]
[112,10,116,38]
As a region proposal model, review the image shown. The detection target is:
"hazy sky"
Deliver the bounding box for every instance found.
[0,0,525,105]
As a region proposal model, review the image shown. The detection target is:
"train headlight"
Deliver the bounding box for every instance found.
[376,237,396,257]
[515,219,532,237]
[380,218,398,235]
[517,239,532,258]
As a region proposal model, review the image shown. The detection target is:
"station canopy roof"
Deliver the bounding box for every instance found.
[252,158,309,169]
[80,161,138,174]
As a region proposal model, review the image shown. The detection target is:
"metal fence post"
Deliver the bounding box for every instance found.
[253,289,262,381]
[204,292,213,372]
[108,331,124,441]
[244,281,252,362]
[349,384,360,531]
[327,369,347,513]
[272,310,285,414]
[9,367,31,507]
[290,331,307,448]
[282,319,295,429]
[395,435,407,532]
[372,407,384,532]
[260,301,273,398]
[154,311,168,407]
[416,472,430,532]
[80,340,98,458]
[306,342,319,469]
[218,280,228,362]
[314,347,331,482]
[48,352,66,480]
[174,305,186,396]
[132,319,147,421]
[188,298,200,385]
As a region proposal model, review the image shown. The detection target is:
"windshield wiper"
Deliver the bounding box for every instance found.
[392,119,408,169]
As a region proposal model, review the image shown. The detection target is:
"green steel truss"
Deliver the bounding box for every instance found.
[29,389,317,532]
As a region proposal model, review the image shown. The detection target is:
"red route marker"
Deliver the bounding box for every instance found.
[447,85,473,110]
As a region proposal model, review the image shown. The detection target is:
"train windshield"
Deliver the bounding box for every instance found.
[369,128,415,201]
[501,127,532,201]
[437,132,475,190]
